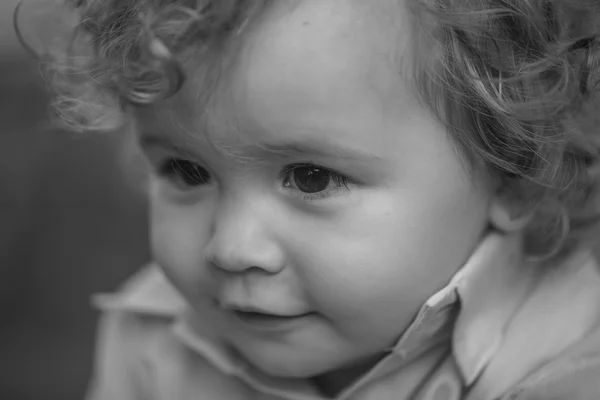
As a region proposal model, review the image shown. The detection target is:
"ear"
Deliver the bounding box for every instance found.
[489,197,534,233]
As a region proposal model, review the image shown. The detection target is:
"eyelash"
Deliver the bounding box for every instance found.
[157,158,211,189]
[155,158,353,201]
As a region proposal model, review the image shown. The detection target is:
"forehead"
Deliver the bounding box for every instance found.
[140,0,416,152]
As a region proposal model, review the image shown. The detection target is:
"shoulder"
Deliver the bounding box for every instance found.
[90,263,192,385]
[86,265,185,399]
[88,265,259,400]
[498,251,600,400]
[504,324,600,400]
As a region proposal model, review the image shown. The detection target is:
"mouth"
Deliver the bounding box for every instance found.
[221,304,315,332]
[233,309,309,320]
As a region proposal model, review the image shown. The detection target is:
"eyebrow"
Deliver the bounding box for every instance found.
[139,132,382,162]
[139,134,184,152]
[254,140,382,161]
[138,133,210,159]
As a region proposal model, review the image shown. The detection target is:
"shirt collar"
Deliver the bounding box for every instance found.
[371,231,536,387]
[450,232,538,385]
[92,264,186,315]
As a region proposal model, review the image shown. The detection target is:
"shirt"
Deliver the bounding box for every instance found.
[87,232,600,400]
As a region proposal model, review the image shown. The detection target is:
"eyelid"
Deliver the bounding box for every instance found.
[279,163,350,179]
[139,134,183,154]
[142,144,205,170]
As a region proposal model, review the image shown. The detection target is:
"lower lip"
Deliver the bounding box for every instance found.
[230,311,315,333]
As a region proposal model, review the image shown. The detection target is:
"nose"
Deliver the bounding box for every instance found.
[204,196,285,275]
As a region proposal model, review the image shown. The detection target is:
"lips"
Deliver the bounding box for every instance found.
[233,309,305,322]
[221,303,310,318]
[219,301,315,332]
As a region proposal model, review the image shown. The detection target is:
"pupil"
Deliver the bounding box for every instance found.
[294,167,330,193]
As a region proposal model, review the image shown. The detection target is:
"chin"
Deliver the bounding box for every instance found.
[234,342,343,379]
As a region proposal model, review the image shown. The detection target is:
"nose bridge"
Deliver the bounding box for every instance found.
[206,190,283,273]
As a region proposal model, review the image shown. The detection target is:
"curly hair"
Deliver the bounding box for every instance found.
[27,0,600,261]
[407,0,600,259]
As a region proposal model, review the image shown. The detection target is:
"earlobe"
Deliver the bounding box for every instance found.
[489,198,533,233]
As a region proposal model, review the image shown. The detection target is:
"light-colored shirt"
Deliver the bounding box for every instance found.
[87,233,600,399]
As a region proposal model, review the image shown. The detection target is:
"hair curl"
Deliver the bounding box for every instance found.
[25,0,600,261]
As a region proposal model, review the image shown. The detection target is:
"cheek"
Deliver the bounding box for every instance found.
[293,187,489,340]
[150,194,212,297]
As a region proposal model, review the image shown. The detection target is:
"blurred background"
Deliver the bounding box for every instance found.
[0,1,150,399]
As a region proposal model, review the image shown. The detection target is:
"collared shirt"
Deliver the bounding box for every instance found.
[88,233,600,400]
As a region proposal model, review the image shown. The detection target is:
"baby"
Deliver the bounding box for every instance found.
[30,0,600,399]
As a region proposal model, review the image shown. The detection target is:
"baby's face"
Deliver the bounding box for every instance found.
[138,0,493,382]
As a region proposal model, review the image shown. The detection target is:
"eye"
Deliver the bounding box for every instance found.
[158,158,211,188]
[280,163,350,199]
